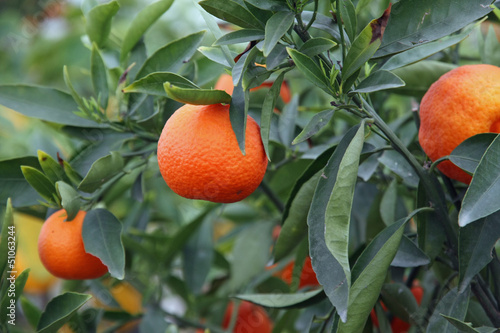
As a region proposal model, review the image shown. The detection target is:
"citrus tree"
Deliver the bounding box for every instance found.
[1,0,500,332]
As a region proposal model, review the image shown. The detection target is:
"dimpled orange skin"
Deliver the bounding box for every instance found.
[418,64,500,184]
[157,103,268,203]
[38,210,108,280]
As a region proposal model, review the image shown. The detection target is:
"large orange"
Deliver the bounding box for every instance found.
[157,103,268,203]
[222,301,273,333]
[418,64,500,184]
[38,210,108,280]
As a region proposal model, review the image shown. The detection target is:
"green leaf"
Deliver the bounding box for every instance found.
[302,11,341,42]
[449,133,497,175]
[199,0,264,29]
[380,283,419,323]
[215,29,265,45]
[427,287,470,332]
[120,0,175,62]
[82,209,125,279]
[325,120,365,290]
[235,289,324,308]
[378,150,419,188]
[298,37,337,57]
[351,69,405,93]
[183,214,215,295]
[459,134,500,226]
[274,171,322,262]
[380,28,474,71]
[287,48,330,92]
[1,268,29,323]
[308,125,362,322]
[260,71,286,159]
[342,6,391,81]
[379,179,397,225]
[20,295,42,329]
[292,109,335,145]
[78,151,124,193]
[21,166,57,204]
[0,85,103,128]
[163,82,231,105]
[375,0,492,57]
[392,235,430,267]
[339,0,357,42]
[63,66,89,115]
[37,150,65,184]
[135,31,206,80]
[85,0,119,47]
[0,157,41,207]
[229,80,250,155]
[278,95,299,147]
[244,0,289,11]
[198,46,236,67]
[124,72,199,96]
[198,6,235,67]
[91,44,109,109]
[62,161,84,187]
[36,292,92,333]
[458,211,500,292]
[441,315,483,333]
[263,11,295,57]
[56,181,81,222]
[0,199,13,275]
[338,213,413,331]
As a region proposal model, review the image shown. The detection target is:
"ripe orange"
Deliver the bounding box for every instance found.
[418,64,500,183]
[222,301,273,333]
[38,209,108,280]
[215,73,291,104]
[157,103,268,203]
[278,256,320,288]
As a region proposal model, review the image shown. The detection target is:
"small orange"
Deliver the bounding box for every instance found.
[38,210,108,280]
[278,256,320,288]
[222,301,273,333]
[418,64,500,183]
[157,103,268,203]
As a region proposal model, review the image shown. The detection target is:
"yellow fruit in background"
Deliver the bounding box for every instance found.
[92,279,143,315]
[13,213,58,294]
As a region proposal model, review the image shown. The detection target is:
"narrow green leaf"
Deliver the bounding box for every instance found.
[392,235,430,267]
[91,44,109,109]
[235,289,324,308]
[83,209,125,279]
[287,48,330,92]
[0,85,103,128]
[379,179,397,225]
[215,29,265,45]
[21,166,57,203]
[231,46,260,89]
[36,292,92,333]
[78,152,124,193]
[449,133,497,175]
[266,44,288,70]
[339,0,357,42]
[298,37,337,57]
[375,0,492,57]
[56,181,81,222]
[263,11,295,57]
[342,6,391,81]
[380,28,474,71]
[1,268,29,323]
[198,46,236,67]
[380,283,419,323]
[229,80,249,155]
[351,70,405,93]
[427,287,470,332]
[163,82,231,105]
[135,31,206,80]
[0,199,14,274]
[378,150,419,188]
[20,295,42,329]
[325,120,365,290]
[0,157,41,207]
[441,315,482,333]
[338,214,412,331]
[63,66,88,114]
[278,95,299,147]
[62,161,83,187]
[302,11,341,42]
[124,72,199,97]
[85,1,119,47]
[37,150,65,184]
[308,125,362,322]
[260,71,286,159]
[199,0,264,29]
[458,211,500,292]
[120,0,175,61]
[292,109,335,145]
[459,134,500,226]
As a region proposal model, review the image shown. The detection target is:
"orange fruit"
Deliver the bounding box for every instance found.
[157,103,268,203]
[278,256,320,288]
[38,209,108,280]
[418,64,500,184]
[222,301,273,333]
[215,73,291,104]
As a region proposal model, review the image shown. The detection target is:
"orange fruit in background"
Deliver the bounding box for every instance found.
[222,301,273,333]
[215,73,291,104]
[418,64,500,184]
[38,209,108,280]
[13,213,58,294]
[157,103,268,203]
[278,256,320,288]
